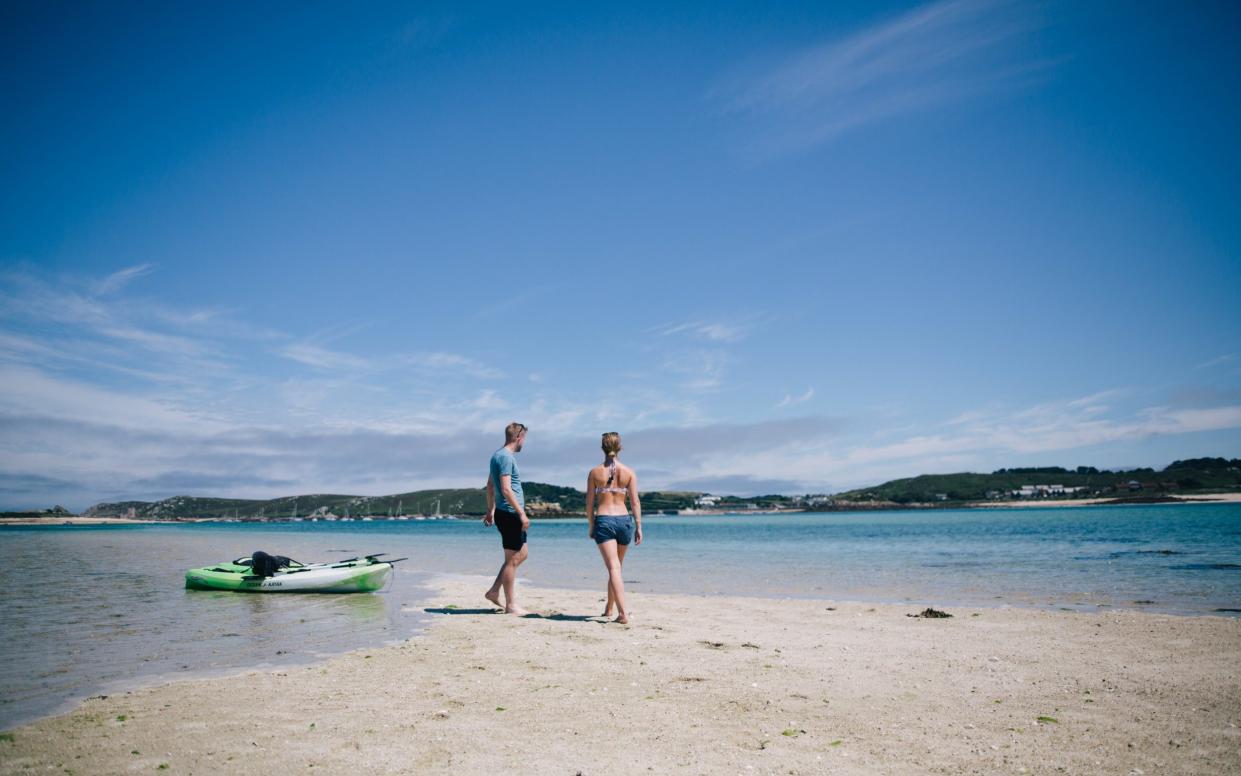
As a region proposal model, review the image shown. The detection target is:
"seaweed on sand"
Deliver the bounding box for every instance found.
[907,607,953,618]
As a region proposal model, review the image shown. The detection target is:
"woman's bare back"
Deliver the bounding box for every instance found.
[590,460,633,514]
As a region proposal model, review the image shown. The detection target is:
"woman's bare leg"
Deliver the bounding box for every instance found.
[596,540,628,623]
[602,543,630,617]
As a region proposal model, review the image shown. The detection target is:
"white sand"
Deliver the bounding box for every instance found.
[969,493,1241,509]
[0,517,155,525]
[2,575,1239,775]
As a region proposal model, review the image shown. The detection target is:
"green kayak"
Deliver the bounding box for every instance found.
[185,554,396,593]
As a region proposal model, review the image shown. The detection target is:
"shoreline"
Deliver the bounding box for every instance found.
[4,492,1240,525]
[965,492,1241,509]
[0,516,163,525]
[3,576,1239,774]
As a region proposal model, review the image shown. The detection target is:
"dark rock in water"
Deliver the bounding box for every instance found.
[907,607,953,618]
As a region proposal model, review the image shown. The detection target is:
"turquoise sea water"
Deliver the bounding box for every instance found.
[1,503,1239,729]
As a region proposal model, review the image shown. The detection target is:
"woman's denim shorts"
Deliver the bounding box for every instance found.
[592,515,634,545]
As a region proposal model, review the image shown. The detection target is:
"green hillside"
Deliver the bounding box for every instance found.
[86,489,489,519]
[833,457,1241,504]
[81,482,702,519]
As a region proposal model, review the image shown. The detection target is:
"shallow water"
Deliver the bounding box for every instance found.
[1,502,1239,729]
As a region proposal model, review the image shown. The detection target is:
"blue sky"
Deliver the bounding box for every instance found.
[2,0,1240,509]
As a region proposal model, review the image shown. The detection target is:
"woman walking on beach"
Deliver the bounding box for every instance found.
[586,432,642,624]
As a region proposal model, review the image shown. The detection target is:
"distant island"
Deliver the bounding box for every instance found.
[829,456,1241,505]
[4,457,1239,521]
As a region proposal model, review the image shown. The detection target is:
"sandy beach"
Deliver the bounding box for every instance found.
[968,493,1241,509]
[2,575,1238,775]
[0,517,158,525]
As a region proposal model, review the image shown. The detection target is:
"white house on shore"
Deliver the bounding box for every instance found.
[1010,484,1085,498]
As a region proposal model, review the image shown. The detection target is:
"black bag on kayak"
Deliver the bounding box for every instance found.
[250,550,292,577]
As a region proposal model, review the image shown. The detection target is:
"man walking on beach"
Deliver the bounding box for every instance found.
[484,422,529,615]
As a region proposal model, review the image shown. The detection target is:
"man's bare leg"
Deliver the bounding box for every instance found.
[499,546,528,614]
[484,569,504,610]
[485,546,527,612]
[485,551,510,609]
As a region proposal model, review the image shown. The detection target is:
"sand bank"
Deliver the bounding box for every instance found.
[0,517,156,525]
[968,492,1241,509]
[2,575,1238,775]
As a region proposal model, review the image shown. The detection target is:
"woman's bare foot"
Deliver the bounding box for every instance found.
[505,606,530,616]
[614,613,629,625]
[601,609,614,619]
[484,591,503,610]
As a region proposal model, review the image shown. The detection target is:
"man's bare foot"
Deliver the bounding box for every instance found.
[505,606,530,616]
[484,591,503,610]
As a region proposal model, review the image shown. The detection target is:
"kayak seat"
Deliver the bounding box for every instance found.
[251,551,295,577]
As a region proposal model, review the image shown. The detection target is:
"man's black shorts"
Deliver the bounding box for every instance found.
[494,508,527,551]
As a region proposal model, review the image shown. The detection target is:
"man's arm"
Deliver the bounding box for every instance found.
[499,474,528,528]
[483,474,495,526]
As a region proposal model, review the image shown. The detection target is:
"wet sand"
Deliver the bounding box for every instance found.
[2,574,1239,775]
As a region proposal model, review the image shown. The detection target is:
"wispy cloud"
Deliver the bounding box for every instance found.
[94,263,155,295]
[1064,388,1126,408]
[399,351,503,379]
[1196,353,1236,370]
[777,387,815,407]
[279,342,370,371]
[715,0,1058,155]
[277,344,505,383]
[650,320,749,343]
[0,267,239,379]
[842,395,1241,471]
[662,349,731,393]
[0,364,227,434]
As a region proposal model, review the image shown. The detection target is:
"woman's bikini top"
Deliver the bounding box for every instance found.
[594,460,628,495]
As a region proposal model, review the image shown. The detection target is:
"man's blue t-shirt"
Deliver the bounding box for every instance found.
[490,447,524,512]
